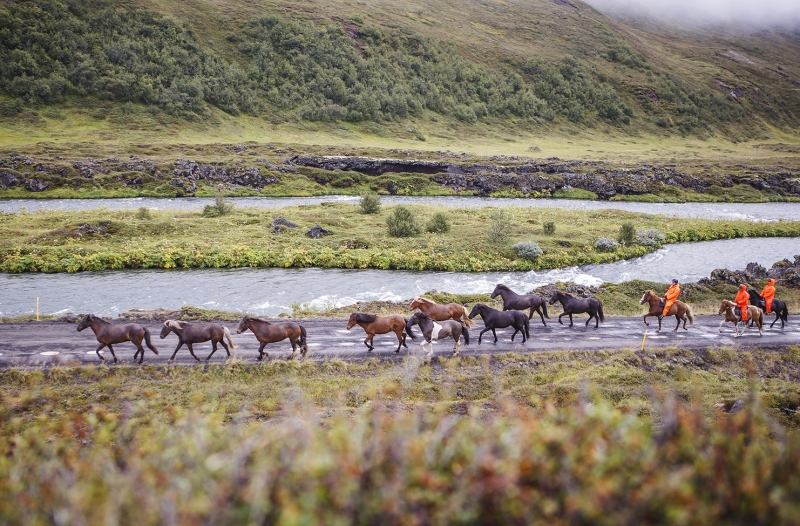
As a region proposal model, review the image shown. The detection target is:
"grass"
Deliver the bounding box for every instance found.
[1,203,798,273]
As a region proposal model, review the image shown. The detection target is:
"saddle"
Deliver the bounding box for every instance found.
[659,300,665,308]
[757,300,766,311]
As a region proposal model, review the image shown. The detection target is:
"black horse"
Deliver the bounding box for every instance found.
[490,284,549,326]
[468,303,529,344]
[548,291,605,329]
[748,288,789,329]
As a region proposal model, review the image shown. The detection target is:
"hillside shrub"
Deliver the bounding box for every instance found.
[135,206,152,220]
[202,189,234,217]
[618,222,636,246]
[637,228,665,247]
[359,192,381,214]
[512,241,543,260]
[425,212,450,234]
[386,206,420,237]
[486,210,514,244]
[595,238,619,252]
[543,221,556,235]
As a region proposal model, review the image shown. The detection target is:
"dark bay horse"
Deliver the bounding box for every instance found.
[548,291,605,329]
[160,320,235,362]
[719,299,763,336]
[640,290,694,332]
[346,313,408,353]
[408,297,475,328]
[77,314,159,364]
[468,303,529,344]
[490,284,549,326]
[237,316,308,360]
[405,311,469,356]
[748,287,789,329]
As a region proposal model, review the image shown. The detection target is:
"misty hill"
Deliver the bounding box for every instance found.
[0,0,798,141]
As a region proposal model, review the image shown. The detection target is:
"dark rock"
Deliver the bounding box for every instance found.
[0,170,19,189]
[306,225,332,238]
[729,400,745,414]
[24,178,48,192]
[271,217,297,233]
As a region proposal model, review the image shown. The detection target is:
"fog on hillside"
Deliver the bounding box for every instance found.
[582,0,800,27]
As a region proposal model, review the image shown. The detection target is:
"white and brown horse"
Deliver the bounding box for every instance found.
[405,311,469,356]
[718,299,763,336]
[408,297,475,328]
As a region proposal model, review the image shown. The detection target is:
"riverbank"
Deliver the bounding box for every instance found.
[2,203,800,274]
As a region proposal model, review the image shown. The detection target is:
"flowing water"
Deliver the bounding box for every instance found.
[2,196,800,221]
[2,237,798,318]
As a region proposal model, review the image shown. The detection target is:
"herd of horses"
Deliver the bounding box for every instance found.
[76,283,790,363]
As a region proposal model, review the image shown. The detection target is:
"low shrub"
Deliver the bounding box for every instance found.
[386,206,421,237]
[135,206,153,220]
[359,192,381,214]
[486,210,514,244]
[618,221,636,245]
[543,221,556,235]
[637,228,665,247]
[595,237,620,252]
[512,241,543,260]
[202,188,235,217]
[425,212,450,234]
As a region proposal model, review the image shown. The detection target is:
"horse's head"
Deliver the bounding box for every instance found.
[76,314,93,332]
[468,304,483,319]
[490,284,506,299]
[639,290,655,305]
[236,316,251,334]
[346,313,358,330]
[718,300,734,315]
[408,298,421,311]
[548,291,563,305]
[160,319,182,339]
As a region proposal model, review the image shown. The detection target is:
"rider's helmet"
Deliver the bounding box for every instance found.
[672,278,678,284]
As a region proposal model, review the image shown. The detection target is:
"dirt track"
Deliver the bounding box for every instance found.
[0,315,798,368]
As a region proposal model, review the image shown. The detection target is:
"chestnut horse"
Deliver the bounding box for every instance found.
[77,314,159,364]
[346,313,408,353]
[640,290,694,332]
[408,297,475,328]
[160,320,235,362]
[718,299,763,336]
[405,311,469,356]
[237,316,308,360]
[490,284,549,326]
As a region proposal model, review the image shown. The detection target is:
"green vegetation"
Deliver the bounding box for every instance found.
[425,211,451,234]
[3,348,800,523]
[543,221,556,236]
[359,191,381,214]
[386,205,421,237]
[1,204,799,273]
[201,188,235,217]
[618,221,636,246]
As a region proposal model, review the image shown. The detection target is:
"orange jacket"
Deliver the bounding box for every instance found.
[734,285,750,321]
[761,279,776,313]
[664,284,681,303]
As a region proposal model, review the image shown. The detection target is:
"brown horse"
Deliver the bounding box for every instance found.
[77,314,159,364]
[160,320,235,362]
[718,299,763,336]
[640,290,694,332]
[408,297,475,328]
[491,284,549,326]
[237,316,308,360]
[346,313,408,353]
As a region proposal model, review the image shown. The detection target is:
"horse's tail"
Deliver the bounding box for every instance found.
[405,320,415,340]
[299,325,308,351]
[541,299,549,319]
[524,315,530,338]
[780,303,789,323]
[686,304,694,325]
[460,321,470,345]
[143,327,159,355]
[461,306,475,328]
[597,300,605,323]
[223,326,236,350]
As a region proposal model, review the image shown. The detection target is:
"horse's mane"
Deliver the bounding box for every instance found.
[494,284,511,291]
[747,287,762,300]
[245,316,272,324]
[164,319,186,329]
[412,297,437,305]
[410,311,431,320]
[355,313,377,323]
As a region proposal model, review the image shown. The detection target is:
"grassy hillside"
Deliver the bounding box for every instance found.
[0,0,798,151]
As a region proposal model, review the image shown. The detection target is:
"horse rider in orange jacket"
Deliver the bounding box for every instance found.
[659,279,681,320]
[734,283,750,322]
[760,278,776,313]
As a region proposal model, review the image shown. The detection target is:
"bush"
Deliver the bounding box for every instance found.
[486,210,514,244]
[359,192,381,214]
[618,221,636,246]
[135,206,152,220]
[425,212,450,234]
[637,228,665,247]
[202,188,234,217]
[512,241,543,261]
[595,238,620,252]
[543,221,556,235]
[386,206,421,237]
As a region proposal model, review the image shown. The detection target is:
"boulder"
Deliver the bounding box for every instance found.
[0,170,19,189]
[306,225,332,238]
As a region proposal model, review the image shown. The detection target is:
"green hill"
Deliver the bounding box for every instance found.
[0,0,798,146]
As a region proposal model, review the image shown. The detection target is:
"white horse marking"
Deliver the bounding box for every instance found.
[431,322,445,340]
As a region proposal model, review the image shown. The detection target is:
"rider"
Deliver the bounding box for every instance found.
[760,278,776,314]
[734,283,750,322]
[659,278,681,320]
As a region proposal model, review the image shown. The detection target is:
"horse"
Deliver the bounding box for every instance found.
[747,287,789,329]
[77,314,159,364]
[405,311,469,356]
[468,303,529,344]
[718,299,763,336]
[639,290,694,332]
[160,320,235,362]
[548,291,605,329]
[346,313,408,353]
[408,297,475,328]
[237,316,307,360]
[490,284,549,326]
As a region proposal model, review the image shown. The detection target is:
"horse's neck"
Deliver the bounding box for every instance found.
[91,318,109,331]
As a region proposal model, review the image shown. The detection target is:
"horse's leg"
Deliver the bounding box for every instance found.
[206,340,219,362]
[257,343,267,361]
[219,338,231,357]
[394,329,403,353]
[643,313,649,327]
[107,344,118,364]
[365,333,375,352]
[478,327,491,344]
[169,341,184,361]
[568,313,574,327]
[510,327,518,342]
[674,315,680,332]
[492,328,498,343]
[453,337,460,356]
[594,313,599,329]
[719,320,726,333]
[186,343,201,362]
[558,313,565,325]
[94,343,107,362]
[135,343,146,364]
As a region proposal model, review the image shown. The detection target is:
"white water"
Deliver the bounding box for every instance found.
[2,237,798,318]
